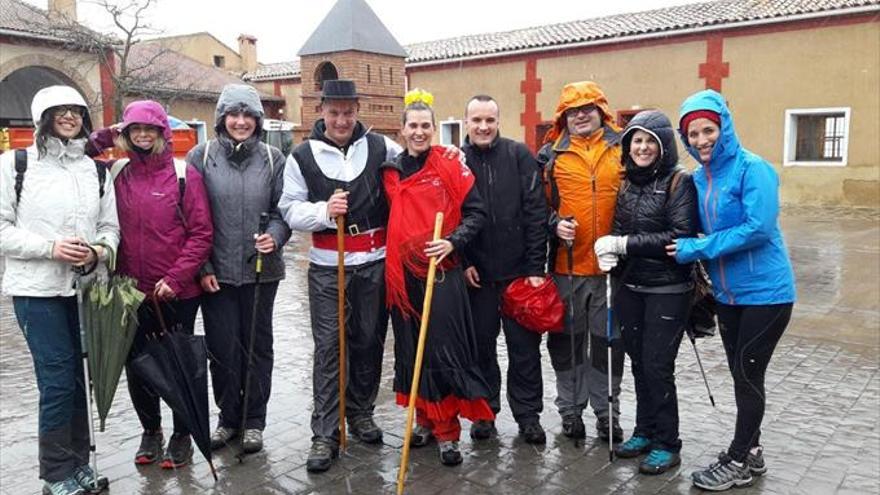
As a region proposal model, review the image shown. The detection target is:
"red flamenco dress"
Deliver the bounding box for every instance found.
[382,145,494,441]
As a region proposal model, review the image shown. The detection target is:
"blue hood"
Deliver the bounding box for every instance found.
[678,90,741,170]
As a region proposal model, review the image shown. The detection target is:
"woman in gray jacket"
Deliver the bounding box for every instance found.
[186,84,290,454]
[0,86,119,495]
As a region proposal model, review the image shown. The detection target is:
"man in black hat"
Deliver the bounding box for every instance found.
[279,79,402,472]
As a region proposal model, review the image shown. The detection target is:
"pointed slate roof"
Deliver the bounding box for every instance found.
[298,0,407,57]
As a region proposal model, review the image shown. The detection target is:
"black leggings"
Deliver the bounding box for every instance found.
[717,303,793,462]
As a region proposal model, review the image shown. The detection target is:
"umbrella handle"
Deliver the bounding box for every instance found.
[397,212,444,495]
[151,298,168,336]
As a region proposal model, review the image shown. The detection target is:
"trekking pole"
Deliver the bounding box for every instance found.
[564,236,580,448]
[397,212,444,495]
[605,272,614,463]
[687,328,716,408]
[335,189,347,452]
[238,212,270,462]
[73,263,101,491]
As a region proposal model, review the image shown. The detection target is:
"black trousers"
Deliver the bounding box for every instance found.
[203,281,279,431]
[617,286,689,453]
[126,297,200,435]
[717,303,793,462]
[307,261,387,443]
[468,280,543,424]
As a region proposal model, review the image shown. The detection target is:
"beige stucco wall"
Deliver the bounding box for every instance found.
[252,79,302,126]
[0,41,106,127]
[407,20,880,207]
[148,33,243,72]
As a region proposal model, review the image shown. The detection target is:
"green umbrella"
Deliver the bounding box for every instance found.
[82,276,145,431]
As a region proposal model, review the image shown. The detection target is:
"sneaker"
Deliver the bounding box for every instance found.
[348,416,383,444]
[518,421,546,445]
[561,415,586,439]
[639,449,681,475]
[210,426,238,450]
[241,428,263,453]
[746,446,767,476]
[160,433,193,469]
[438,441,462,466]
[615,435,652,458]
[134,430,164,465]
[596,416,624,443]
[691,452,753,491]
[469,420,496,440]
[411,424,434,448]
[306,438,339,473]
[42,477,85,495]
[73,465,108,494]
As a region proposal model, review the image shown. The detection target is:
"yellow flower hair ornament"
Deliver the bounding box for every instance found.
[404,88,434,108]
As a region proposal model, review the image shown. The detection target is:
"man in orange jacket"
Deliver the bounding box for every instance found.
[538,81,624,442]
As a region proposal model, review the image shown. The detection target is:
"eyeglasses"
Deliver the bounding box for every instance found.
[565,105,597,118]
[51,105,85,118]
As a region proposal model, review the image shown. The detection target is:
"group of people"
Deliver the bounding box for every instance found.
[0,76,795,495]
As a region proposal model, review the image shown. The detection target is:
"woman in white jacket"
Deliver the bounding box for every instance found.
[0,86,119,495]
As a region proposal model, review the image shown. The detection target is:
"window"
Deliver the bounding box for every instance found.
[784,107,851,166]
[367,64,371,83]
[314,62,339,91]
[389,67,393,85]
[440,120,462,146]
[213,55,225,68]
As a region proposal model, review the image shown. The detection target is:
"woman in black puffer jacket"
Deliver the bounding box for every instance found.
[592,110,699,475]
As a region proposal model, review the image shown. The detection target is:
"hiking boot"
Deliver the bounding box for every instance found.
[42,477,85,495]
[160,433,193,469]
[134,430,164,465]
[615,435,652,458]
[469,420,496,440]
[306,438,339,473]
[518,421,546,444]
[73,465,108,494]
[349,416,383,444]
[561,415,586,439]
[411,424,434,447]
[241,428,263,453]
[746,446,767,476]
[596,416,624,443]
[210,426,238,450]
[639,449,681,475]
[438,441,462,466]
[691,452,753,491]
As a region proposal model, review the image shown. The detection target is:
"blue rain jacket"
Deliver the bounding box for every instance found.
[675,90,795,305]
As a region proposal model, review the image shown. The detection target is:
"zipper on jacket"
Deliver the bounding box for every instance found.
[703,167,735,304]
[591,174,598,264]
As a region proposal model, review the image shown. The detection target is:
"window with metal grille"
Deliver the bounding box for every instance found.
[784,108,850,166]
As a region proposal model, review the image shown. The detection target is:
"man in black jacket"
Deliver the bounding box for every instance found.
[462,95,548,444]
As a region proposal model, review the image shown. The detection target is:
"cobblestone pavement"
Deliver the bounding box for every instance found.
[1,208,878,495]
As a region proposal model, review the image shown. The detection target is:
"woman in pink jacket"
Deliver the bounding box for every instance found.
[89,101,213,470]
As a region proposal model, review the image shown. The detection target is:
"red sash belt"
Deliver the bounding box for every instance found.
[312,228,386,252]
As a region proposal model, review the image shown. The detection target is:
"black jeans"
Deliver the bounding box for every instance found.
[203,281,279,431]
[616,286,689,453]
[468,280,543,424]
[717,303,793,462]
[126,297,200,435]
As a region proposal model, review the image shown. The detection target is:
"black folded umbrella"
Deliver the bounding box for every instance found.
[129,305,218,481]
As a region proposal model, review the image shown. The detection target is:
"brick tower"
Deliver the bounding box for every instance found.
[297,0,406,142]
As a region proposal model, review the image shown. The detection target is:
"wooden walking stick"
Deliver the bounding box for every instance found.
[336,189,347,452]
[396,212,445,495]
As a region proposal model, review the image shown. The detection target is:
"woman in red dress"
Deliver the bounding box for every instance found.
[382,90,492,466]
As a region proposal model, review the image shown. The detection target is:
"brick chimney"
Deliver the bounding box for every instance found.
[48,0,77,22]
[238,34,258,73]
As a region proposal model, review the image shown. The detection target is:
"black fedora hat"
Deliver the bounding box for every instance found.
[321,79,359,100]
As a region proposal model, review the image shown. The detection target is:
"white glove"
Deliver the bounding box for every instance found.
[594,235,627,256]
[597,253,618,272]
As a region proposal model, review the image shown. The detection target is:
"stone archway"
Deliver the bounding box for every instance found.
[313,61,339,91]
[0,54,100,127]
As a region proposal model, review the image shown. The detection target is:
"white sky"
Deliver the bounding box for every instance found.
[24,0,703,63]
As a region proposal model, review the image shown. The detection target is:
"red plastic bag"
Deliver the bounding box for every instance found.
[501,276,565,334]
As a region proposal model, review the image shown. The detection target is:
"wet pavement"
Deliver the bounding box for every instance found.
[1,206,878,495]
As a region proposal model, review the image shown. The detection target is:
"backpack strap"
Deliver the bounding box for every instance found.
[667,168,685,204]
[110,158,130,180]
[264,142,274,174]
[172,158,187,208]
[13,149,26,205]
[203,140,211,169]
[95,162,106,198]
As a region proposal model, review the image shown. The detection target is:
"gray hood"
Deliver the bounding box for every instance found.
[214,84,265,137]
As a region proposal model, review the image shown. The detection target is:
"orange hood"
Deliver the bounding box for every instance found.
[544,81,620,144]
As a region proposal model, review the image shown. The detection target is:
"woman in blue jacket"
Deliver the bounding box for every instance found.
[668,90,795,492]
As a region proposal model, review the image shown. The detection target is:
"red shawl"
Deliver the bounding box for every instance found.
[383,146,475,319]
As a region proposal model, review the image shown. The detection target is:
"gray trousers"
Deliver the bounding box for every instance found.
[308,260,388,442]
[547,274,624,420]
